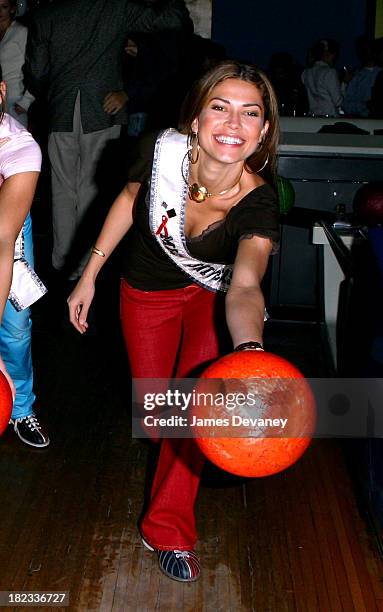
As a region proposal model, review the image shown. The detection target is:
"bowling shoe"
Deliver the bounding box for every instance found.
[142,537,201,582]
[10,413,50,448]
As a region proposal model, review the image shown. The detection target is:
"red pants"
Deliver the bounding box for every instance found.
[120,280,226,550]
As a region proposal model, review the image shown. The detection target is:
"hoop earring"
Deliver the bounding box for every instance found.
[187,131,200,164]
[256,153,269,173]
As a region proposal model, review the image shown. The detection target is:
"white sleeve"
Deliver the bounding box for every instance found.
[0,133,42,179]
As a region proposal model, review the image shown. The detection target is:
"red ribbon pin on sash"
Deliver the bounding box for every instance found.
[156,215,169,238]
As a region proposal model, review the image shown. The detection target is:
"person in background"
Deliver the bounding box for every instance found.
[343,36,382,117]
[68,60,280,582]
[122,31,186,142]
[122,31,225,140]
[0,0,34,127]
[0,64,49,447]
[267,51,308,116]
[24,0,192,283]
[302,38,343,117]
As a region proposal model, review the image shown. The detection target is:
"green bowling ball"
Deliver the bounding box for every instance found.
[277,176,295,215]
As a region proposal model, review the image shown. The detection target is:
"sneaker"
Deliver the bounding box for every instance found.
[10,414,50,448]
[142,537,200,582]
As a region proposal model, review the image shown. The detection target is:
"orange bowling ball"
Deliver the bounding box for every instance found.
[192,351,316,477]
[0,370,13,436]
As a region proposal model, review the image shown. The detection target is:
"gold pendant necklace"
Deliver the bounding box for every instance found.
[187,169,243,203]
[181,153,244,203]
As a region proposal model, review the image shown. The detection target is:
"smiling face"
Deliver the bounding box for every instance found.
[191,79,269,167]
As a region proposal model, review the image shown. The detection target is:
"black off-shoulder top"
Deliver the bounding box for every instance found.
[121,132,280,291]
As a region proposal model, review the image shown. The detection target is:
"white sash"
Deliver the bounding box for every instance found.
[149,128,232,292]
[9,225,47,312]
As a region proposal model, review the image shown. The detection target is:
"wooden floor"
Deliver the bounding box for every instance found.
[0,278,382,611]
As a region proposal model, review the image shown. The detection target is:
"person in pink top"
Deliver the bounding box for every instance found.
[0,64,49,447]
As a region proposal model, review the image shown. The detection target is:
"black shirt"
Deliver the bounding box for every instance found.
[121,133,280,291]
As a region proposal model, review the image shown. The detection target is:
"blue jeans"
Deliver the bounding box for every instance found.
[0,214,35,419]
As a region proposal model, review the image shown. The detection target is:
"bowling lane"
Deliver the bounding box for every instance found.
[0,294,382,610]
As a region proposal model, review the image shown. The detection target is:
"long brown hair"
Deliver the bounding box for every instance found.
[179,60,280,187]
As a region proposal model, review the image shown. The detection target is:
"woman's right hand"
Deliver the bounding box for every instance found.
[67,277,96,334]
[0,354,15,400]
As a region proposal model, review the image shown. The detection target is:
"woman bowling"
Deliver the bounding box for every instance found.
[68,60,280,582]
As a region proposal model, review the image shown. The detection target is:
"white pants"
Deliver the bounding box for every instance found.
[48,93,121,278]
